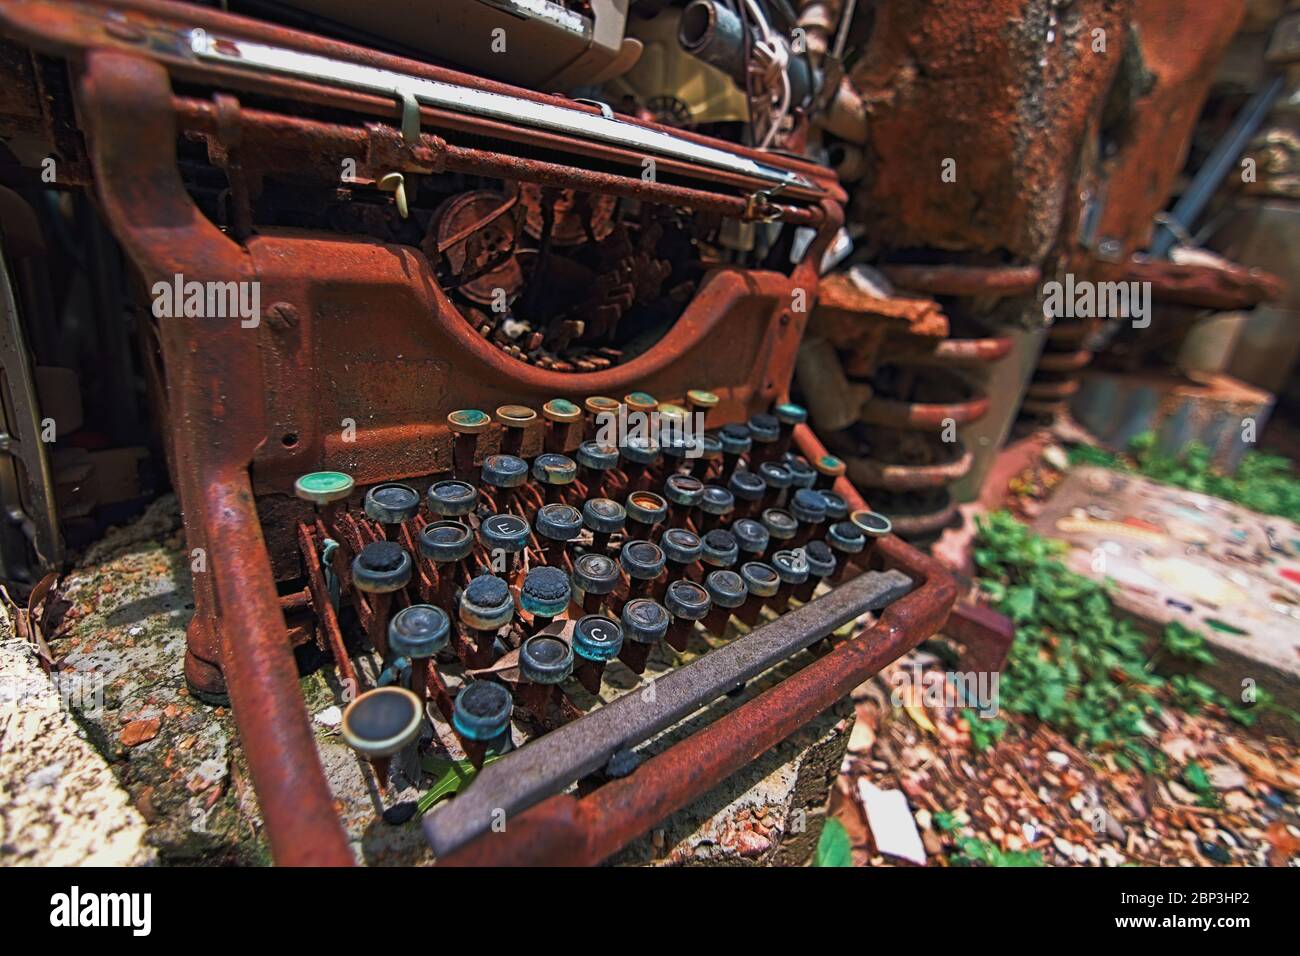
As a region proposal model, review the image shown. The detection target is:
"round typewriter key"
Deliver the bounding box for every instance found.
[747,413,780,464]
[448,409,491,435]
[820,489,849,522]
[518,634,573,722]
[295,470,354,505]
[295,470,354,529]
[575,440,619,496]
[698,484,735,531]
[427,479,479,518]
[459,573,514,667]
[850,509,892,569]
[701,529,740,569]
[661,528,703,579]
[583,395,621,439]
[478,513,531,572]
[519,635,574,685]
[814,453,847,489]
[542,398,583,453]
[364,482,420,538]
[728,469,765,518]
[663,579,711,651]
[481,453,528,490]
[718,424,751,481]
[757,461,792,507]
[789,487,828,546]
[389,604,451,707]
[619,437,661,491]
[770,548,810,611]
[448,409,490,480]
[352,541,412,657]
[532,453,577,502]
[702,569,746,634]
[686,388,719,423]
[690,432,723,479]
[620,539,665,601]
[795,539,837,602]
[624,391,657,413]
[617,597,670,674]
[389,604,451,659]
[572,614,624,692]
[731,517,770,558]
[625,490,668,539]
[826,520,866,581]
[664,473,704,526]
[460,574,515,629]
[772,402,806,455]
[581,496,626,552]
[785,456,818,490]
[342,686,423,773]
[352,541,412,594]
[520,565,572,629]
[419,520,474,566]
[738,560,780,625]
[495,404,537,457]
[572,552,620,613]
[452,680,513,769]
[535,502,582,563]
[761,507,798,542]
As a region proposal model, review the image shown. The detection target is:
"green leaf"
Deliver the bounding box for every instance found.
[814,817,854,867]
[417,754,501,813]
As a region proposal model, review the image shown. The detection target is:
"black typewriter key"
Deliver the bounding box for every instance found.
[664,473,704,528]
[757,460,792,509]
[575,440,619,498]
[517,634,574,723]
[700,529,740,572]
[458,573,515,667]
[624,490,668,540]
[388,604,451,717]
[572,552,620,614]
[660,527,703,583]
[770,548,810,612]
[728,469,765,519]
[698,484,735,532]
[532,452,577,504]
[796,539,837,603]
[617,597,669,674]
[426,479,479,519]
[520,565,571,631]
[718,423,751,483]
[581,496,626,552]
[418,519,474,606]
[363,482,420,540]
[702,569,746,635]
[738,560,780,626]
[352,541,412,656]
[478,512,531,576]
[619,436,661,492]
[690,432,723,479]
[619,539,665,604]
[535,502,582,565]
[663,578,711,652]
[789,487,828,547]
[452,680,513,770]
[747,413,780,465]
[572,614,624,693]
[731,517,770,560]
[826,520,865,582]
[760,507,798,546]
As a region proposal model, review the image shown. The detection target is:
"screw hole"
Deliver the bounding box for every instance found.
[281,432,299,448]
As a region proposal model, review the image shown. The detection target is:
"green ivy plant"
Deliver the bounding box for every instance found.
[1069,432,1300,523]
[972,512,1291,771]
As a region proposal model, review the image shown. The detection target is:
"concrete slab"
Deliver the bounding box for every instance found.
[1034,466,1300,731]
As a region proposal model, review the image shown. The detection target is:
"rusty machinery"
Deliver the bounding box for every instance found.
[0,0,1017,865]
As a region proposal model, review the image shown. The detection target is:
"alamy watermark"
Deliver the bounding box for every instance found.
[1042,273,1150,329]
[151,273,261,328]
[888,663,1000,718]
[593,405,706,459]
